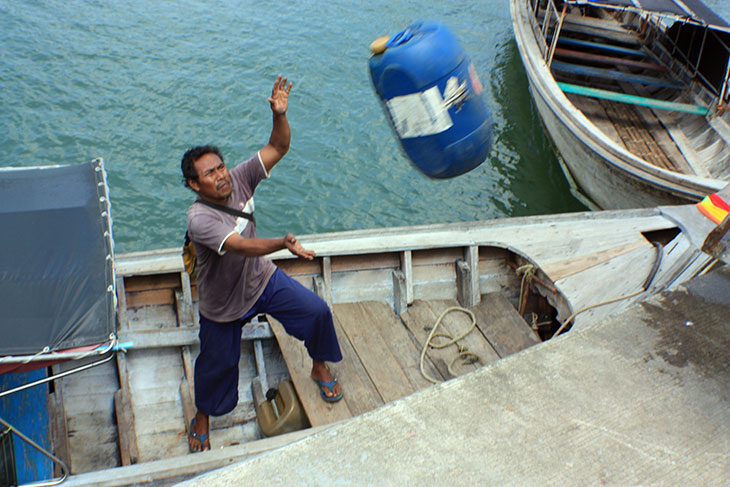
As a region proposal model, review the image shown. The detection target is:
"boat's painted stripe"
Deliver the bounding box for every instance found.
[709,193,730,211]
[697,194,730,224]
[551,61,685,89]
[548,36,647,57]
[557,82,709,115]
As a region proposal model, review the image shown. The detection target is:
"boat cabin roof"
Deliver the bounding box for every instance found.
[567,0,730,32]
[0,160,116,361]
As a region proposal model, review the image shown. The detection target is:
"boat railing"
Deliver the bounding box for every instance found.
[0,339,121,487]
[0,416,69,487]
[643,15,730,108]
[533,0,563,59]
[527,0,730,112]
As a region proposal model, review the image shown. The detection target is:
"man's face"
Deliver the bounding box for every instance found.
[189,153,232,202]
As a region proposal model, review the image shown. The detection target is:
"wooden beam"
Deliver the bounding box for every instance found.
[115,276,129,330]
[552,61,685,89]
[268,316,352,426]
[49,365,70,477]
[400,250,414,305]
[114,354,139,466]
[541,239,651,281]
[472,294,541,358]
[549,36,647,57]
[335,302,414,403]
[554,47,667,71]
[462,246,481,307]
[321,257,333,307]
[117,323,273,350]
[392,270,407,315]
[59,425,337,487]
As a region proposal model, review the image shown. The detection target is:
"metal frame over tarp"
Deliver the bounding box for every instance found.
[565,0,730,31]
[0,158,116,361]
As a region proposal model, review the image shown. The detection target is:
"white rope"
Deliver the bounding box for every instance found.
[419,306,481,384]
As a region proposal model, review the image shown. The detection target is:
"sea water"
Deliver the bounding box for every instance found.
[1,0,728,253]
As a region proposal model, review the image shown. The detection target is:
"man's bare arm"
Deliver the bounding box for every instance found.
[222,232,315,260]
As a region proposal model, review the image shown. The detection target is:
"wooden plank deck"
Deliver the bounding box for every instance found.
[270,295,541,428]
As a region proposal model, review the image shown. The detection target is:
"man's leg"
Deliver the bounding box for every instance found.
[255,269,343,399]
[189,314,245,451]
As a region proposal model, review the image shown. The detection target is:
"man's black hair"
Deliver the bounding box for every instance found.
[181,145,224,189]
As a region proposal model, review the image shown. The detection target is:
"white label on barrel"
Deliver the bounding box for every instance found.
[386,86,453,138]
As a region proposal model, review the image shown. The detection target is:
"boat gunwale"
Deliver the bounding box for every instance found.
[510,0,728,200]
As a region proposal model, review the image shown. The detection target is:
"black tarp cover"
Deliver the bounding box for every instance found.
[566,0,730,32]
[0,159,115,356]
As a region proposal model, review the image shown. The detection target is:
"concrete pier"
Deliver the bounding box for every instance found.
[178,265,730,487]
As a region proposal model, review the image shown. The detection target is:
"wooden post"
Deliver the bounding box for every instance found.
[400,250,414,305]
[114,354,139,466]
[702,214,730,261]
[321,257,333,308]
[49,365,70,477]
[392,270,407,315]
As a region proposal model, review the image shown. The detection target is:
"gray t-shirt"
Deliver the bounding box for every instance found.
[186,153,277,322]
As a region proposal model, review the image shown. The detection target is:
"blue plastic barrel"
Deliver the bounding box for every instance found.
[369,20,493,179]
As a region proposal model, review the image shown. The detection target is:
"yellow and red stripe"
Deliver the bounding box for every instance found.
[696,192,730,224]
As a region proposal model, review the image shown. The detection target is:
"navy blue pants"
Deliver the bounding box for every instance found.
[194,268,343,416]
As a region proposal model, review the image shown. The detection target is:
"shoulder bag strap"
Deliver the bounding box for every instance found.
[195,199,256,225]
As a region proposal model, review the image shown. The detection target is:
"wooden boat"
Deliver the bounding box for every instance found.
[510,0,730,209]
[2,196,724,485]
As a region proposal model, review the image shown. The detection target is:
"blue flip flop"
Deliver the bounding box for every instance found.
[189,417,210,452]
[314,376,343,403]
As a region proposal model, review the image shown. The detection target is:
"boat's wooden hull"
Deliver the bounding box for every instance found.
[510,0,729,209]
[5,206,721,487]
[57,207,721,485]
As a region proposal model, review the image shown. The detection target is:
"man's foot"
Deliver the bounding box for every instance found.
[188,412,210,452]
[311,360,343,402]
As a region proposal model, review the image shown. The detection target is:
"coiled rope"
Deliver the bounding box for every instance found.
[419,306,483,383]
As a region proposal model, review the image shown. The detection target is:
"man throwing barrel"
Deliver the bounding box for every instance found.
[181,75,343,452]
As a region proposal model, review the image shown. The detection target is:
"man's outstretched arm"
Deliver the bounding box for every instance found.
[259,74,292,173]
[222,232,314,260]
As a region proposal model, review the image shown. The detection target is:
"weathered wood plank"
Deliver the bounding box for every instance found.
[114,388,139,466]
[61,425,334,487]
[331,267,394,304]
[334,302,415,403]
[274,258,320,277]
[123,273,180,293]
[555,243,658,321]
[131,399,186,436]
[366,302,443,391]
[472,293,541,358]
[412,247,463,266]
[268,316,353,426]
[66,434,120,474]
[126,303,178,331]
[541,239,650,281]
[115,251,183,277]
[328,316,386,417]
[331,252,400,273]
[48,378,70,478]
[399,301,452,381]
[125,289,175,308]
[117,323,273,350]
[114,353,139,468]
[427,299,501,372]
